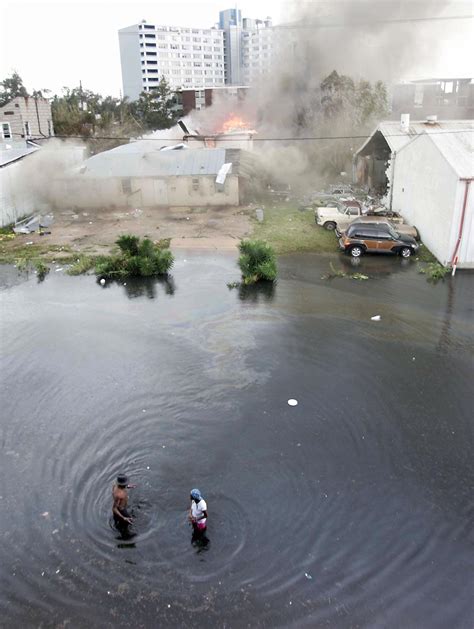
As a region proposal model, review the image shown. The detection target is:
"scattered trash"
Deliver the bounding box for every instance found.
[371,315,381,321]
[186,217,190,220]
[288,399,298,406]
[41,512,49,518]
[52,529,59,535]
[26,241,34,245]
[167,604,171,608]
[412,357,416,361]
[41,571,45,576]
[55,569,60,574]
[55,268,63,272]
[100,278,106,285]
[304,572,313,580]
[89,221,93,225]
[146,466,150,470]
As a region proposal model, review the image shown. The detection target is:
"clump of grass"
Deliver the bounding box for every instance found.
[95,235,174,279]
[322,262,369,281]
[238,239,277,285]
[14,258,49,281]
[227,281,240,289]
[67,255,97,276]
[419,262,449,282]
[34,260,49,281]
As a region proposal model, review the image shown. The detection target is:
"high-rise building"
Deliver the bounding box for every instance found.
[119,21,225,100]
[119,10,278,100]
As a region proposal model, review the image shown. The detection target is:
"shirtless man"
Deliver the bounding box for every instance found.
[112,474,136,528]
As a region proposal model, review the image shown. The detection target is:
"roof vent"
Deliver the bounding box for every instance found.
[400,113,410,132]
[425,115,438,124]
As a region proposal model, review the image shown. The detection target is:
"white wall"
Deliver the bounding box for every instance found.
[51,175,240,208]
[0,160,37,226]
[119,26,144,101]
[391,134,461,266]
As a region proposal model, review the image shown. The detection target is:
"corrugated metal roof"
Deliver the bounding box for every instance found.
[80,142,228,178]
[0,145,39,168]
[356,119,474,156]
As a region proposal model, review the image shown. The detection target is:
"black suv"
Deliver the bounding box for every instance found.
[339,222,419,258]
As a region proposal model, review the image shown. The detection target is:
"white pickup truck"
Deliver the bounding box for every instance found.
[315,202,419,239]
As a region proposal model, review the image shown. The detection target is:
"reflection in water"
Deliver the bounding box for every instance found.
[98,275,176,299]
[238,281,275,302]
[191,527,210,553]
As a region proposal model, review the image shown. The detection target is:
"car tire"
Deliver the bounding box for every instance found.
[349,245,364,258]
[324,221,337,231]
[400,247,412,258]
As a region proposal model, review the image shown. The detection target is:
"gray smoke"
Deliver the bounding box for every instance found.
[247,0,453,189]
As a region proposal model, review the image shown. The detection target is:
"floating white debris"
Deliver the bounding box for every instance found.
[288,399,298,406]
[41,512,49,518]
[55,569,60,574]
[304,572,313,580]
[371,315,381,321]
[55,268,63,272]
[100,278,106,285]
[146,466,150,470]
[412,357,416,361]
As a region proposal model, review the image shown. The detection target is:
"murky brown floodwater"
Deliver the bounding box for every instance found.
[1,253,473,628]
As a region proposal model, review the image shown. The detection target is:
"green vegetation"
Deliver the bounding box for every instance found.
[321,262,369,281]
[95,235,174,279]
[66,255,97,276]
[15,258,50,281]
[419,262,450,282]
[415,244,437,263]
[238,239,277,285]
[251,206,338,254]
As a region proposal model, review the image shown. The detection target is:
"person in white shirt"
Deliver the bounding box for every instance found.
[189,488,208,533]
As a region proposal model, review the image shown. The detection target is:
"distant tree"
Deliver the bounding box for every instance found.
[0,71,29,106]
[131,77,178,130]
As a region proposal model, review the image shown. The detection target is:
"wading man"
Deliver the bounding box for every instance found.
[189,488,208,533]
[112,474,136,531]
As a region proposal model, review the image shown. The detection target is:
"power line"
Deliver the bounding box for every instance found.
[9,128,473,144]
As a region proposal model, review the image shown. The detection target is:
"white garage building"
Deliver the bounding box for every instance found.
[391,125,473,268]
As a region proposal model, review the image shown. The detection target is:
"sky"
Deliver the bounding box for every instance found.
[0,0,472,98]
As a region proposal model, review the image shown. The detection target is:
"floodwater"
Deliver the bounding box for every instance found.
[0,253,473,628]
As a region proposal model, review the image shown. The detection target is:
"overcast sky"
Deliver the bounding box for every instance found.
[0,0,472,97]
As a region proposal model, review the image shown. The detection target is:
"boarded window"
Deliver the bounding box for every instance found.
[121,178,132,195]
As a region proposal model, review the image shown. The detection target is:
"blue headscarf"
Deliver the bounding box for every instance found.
[190,488,202,501]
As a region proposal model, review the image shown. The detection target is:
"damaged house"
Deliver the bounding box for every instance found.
[51,141,264,209]
[354,117,474,268]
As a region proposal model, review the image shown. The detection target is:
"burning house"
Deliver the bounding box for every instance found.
[51,140,266,210]
[178,115,256,151]
[354,116,474,267]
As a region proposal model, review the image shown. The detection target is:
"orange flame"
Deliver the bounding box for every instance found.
[220,114,250,133]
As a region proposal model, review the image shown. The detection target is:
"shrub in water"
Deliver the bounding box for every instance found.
[95,235,174,279]
[238,239,277,284]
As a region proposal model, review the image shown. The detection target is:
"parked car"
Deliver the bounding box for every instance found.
[315,203,419,239]
[338,222,419,258]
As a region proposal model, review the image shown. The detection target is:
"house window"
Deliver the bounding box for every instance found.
[1,122,12,139]
[192,178,199,191]
[3,110,14,115]
[47,120,52,135]
[24,121,31,137]
[121,178,132,195]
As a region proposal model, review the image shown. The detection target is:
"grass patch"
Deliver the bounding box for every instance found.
[415,243,437,263]
[67,255,97,275]
[0,241,76,265]
[419,262,450,282]
[251,205,338,254]
[95,235,174,279]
